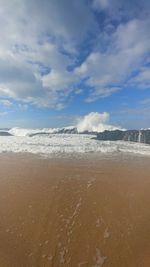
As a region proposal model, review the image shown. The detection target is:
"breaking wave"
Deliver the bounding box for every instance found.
[8,126,76,137]
[77,112,124,132]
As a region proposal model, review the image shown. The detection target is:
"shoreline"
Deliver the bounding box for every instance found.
[1,149,150,160]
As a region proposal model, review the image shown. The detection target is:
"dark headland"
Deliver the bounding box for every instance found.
[95,129,150,144]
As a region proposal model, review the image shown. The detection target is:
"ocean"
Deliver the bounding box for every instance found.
[0,127,150,156]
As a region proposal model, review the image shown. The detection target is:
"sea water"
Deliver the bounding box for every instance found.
[0,127,150,156]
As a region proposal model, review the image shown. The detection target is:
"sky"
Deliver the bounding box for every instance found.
[0,0,150,129]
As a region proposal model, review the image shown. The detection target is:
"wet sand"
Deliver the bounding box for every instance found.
[0,153,150,267]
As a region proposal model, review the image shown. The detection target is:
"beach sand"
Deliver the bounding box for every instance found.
[0,153,150,267]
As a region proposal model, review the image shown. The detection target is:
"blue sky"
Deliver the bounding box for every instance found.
[0,0,150,129]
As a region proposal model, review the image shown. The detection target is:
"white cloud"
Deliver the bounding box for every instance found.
[0,0,149,109]
[129,67,150,89]
[137,69,150,82]
[92,0,150,20]
[0,0,95,108]
[86,87,121,102]
[0,99,13,107]
[75,18,150,101]
[42,69,75,92]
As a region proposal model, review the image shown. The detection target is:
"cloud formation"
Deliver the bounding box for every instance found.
[0,0,149,108]
[75,18,150,101]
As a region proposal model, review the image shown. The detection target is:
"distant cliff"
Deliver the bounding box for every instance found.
[96,130,150,144]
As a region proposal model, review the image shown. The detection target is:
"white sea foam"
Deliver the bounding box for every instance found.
[0,133,150,156]
[77,112,124,132]
[92,248,107,267]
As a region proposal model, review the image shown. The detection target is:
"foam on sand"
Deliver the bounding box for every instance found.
[92,249,107,267]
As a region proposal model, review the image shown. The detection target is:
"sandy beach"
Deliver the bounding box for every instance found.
[0,153,150,267]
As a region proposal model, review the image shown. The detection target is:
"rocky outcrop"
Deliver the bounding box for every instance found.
[96,130,150,144]
[0,131,12,136]
[55,127,78,134]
